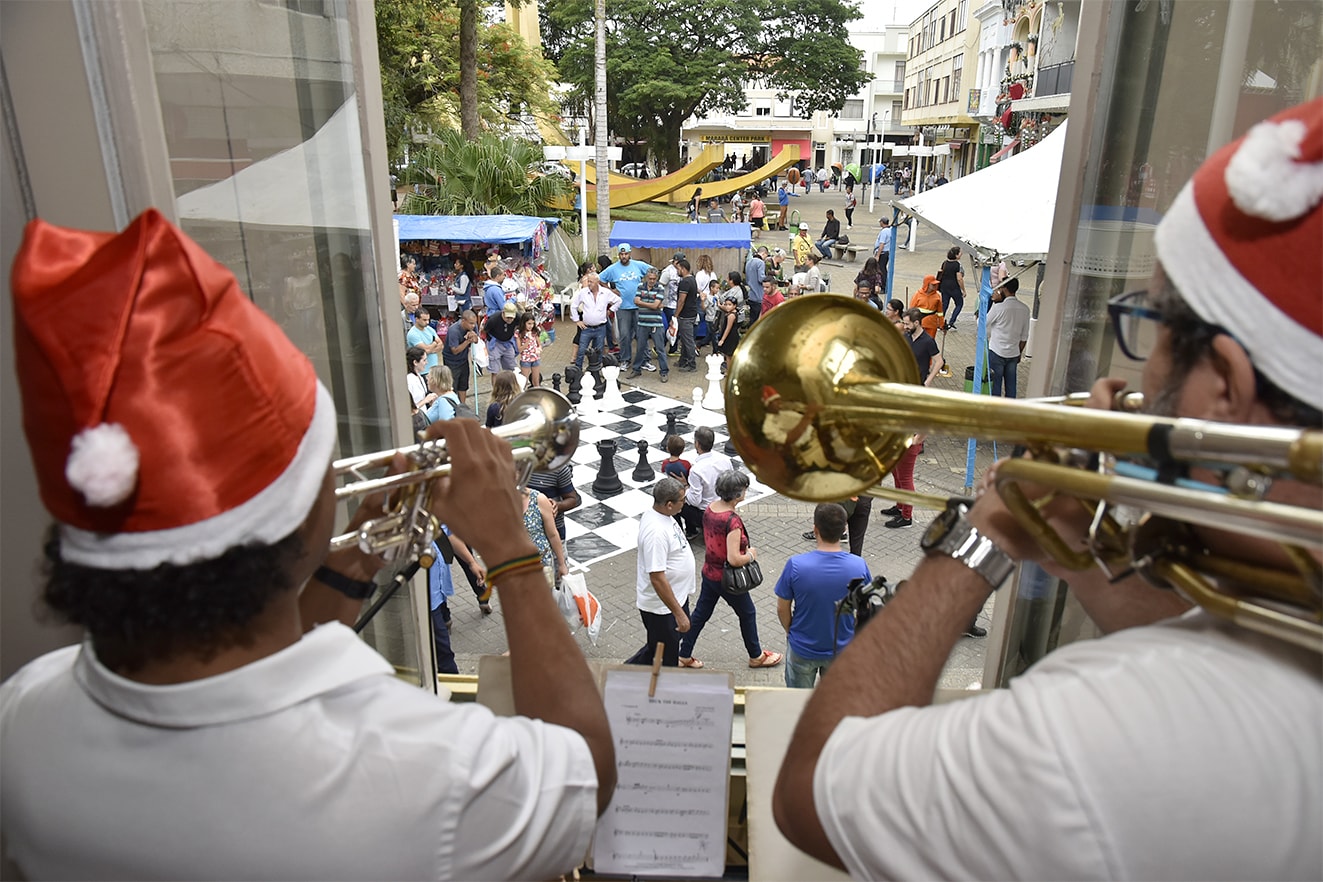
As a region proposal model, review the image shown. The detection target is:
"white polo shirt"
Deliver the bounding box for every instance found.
[814,611,1323,880]
[0,623,598,881]
[635,508,696,614]
[685,450,733,509]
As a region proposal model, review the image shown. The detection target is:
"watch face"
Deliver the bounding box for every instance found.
[920,503,961,551]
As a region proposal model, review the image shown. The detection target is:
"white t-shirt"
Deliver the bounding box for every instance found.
[0,623,599,881]
[987,295,1031,358]
[814,611,1323,881]
[635,508,695,614]
[406,370,427,406]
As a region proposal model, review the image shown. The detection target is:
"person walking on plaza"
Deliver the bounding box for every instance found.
[877,309,944,531]
[792,223,813,273]
[681,427,730,537]
[872,217,894,284]
[909,275,945,339]
[599,243,652,371]
[678,470,783,670]
[625,478,695,668]
[482,265,507,316]
[569,272,621,370]
[777,504,872,688]
[986,277,1031,398]
[776,183,798,230]
[938,245,967,330]
[483,301,520,373]
[673,258,700,372]
[443,308,479,406]
[749,192,767,238]
[630,268,669,382]
[844,188,857,228]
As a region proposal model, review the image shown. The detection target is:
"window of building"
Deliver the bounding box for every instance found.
[755,106,771,116]
[958,0,967,30]
[894,59,906,91]
[773,97,792,117]
[942,75,950,103]
[950,10,957,38]
[892,100,903,122]
[940,16,946,41]
[841,99,864,119]
[952,54,963,99]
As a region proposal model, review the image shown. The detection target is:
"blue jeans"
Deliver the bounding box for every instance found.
[815,238,836,256]
[633,322,668,374]
[616,308,637,368]
[575,324,607,368]
[679,575,763,660]
[943,289,964,327]
[784,647,833,688]
[988,350,1020,398]
[489,337,518,372]
[430,603,457,674]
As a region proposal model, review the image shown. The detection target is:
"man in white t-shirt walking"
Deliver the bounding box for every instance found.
[625,478,694,667]
[986,276,1031,398]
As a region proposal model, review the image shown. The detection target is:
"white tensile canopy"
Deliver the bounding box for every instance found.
[893,120,1068,263]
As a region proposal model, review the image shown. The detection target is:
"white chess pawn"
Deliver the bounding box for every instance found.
[702,353,725,412]
[578,371,599,417]
[599,364,626,410]
[688,386,720,427]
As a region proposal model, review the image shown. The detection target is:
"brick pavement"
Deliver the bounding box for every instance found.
[447,190,1023,689]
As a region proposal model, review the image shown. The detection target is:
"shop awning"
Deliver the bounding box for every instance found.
[394,214,560,243]
[608,221,751,250]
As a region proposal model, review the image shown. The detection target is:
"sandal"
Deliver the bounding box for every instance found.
[748,650,783,668]
[678,657,704,669]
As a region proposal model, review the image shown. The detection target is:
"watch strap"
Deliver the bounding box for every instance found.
[314,565,376,600]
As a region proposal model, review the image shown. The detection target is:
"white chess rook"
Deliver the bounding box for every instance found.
[599,364,626,410]
[702,353,725,412]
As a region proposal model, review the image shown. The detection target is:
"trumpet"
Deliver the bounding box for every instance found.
[725,295,1323,652]
[329,388,579,560]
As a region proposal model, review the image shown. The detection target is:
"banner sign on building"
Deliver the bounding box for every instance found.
[967,89,981,114]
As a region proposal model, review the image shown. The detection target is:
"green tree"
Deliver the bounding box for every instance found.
[541,0,871,171]
[398,130,572,216]
[376,0,561,162]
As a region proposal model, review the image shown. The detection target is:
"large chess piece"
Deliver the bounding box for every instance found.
[600,364,626,410]
[592,438,624,497]
[657,411,678,450]
[702,353,726,411]
[551,372,562,394]
[688,386,720,427]
[631,439,654,482]
[564,365,582,405]
[586,348,606,399]
[578,371,599,417]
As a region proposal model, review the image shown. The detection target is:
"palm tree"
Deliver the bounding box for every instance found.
[593,0,611,256]
[399,130,571,216]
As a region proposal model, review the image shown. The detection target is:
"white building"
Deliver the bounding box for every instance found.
[680,11,914,175]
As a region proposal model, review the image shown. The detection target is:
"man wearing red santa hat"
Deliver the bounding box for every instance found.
[0,210,614,879]
[774,100,1323,879]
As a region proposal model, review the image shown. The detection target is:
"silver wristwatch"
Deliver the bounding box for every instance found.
[920,501,1015,589]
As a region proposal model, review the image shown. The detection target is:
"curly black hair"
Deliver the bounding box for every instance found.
[1152,280,1322,427]
[42,526,307,675]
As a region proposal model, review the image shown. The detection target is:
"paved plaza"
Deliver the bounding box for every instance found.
[445,187,1020,690]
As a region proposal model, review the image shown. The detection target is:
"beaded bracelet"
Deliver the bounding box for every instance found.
[486,553,545,585]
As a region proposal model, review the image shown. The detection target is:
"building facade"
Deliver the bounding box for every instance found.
[900,0,981,179]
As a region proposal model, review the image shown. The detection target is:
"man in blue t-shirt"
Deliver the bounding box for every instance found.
[405,306,442,373]
[598,243,652,371]
[775,503,871,688]
[482,266,507,317]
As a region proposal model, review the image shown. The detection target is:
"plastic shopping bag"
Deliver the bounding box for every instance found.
[471,336,489,370]
[560,572,602,645]
[552,571,579,627]
[665,319,678,349]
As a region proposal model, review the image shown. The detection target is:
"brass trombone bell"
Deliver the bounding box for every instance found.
[329,388,578,558]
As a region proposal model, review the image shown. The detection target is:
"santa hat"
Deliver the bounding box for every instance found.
[11,209,336,570]
[761,385,782,405]
[1154,98,1323,412]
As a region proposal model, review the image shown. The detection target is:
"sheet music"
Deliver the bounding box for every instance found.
[592,669,734,878]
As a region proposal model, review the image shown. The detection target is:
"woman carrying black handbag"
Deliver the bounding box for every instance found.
[678,469,783,670]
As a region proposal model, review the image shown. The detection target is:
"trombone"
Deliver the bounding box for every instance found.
[725,295,1323,652]
[329,388,579,562]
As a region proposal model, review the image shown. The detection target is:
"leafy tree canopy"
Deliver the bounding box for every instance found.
[540,0,870,168]
[398,129,572,216]
[376,0,561,163]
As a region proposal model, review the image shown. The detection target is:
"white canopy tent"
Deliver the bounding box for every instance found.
[893,120,1068,263]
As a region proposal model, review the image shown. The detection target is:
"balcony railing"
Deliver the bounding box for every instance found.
[1034,60,1074,97]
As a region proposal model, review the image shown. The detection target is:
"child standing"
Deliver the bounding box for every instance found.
[517,312,542,387]
[715,294,741,369]
[661,435,696,536]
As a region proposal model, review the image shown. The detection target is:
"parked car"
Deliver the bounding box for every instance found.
[536,161,573,179]
[620,162,650,178]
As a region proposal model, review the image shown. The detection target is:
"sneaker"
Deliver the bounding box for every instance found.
[879,505,902,517]
[884,515,912,528]
[660,373,669,383]
[802,530,816,541]
[627,369,642,379]
[963,624,988,638]
[946,323,957,332]
[641,362,658,372]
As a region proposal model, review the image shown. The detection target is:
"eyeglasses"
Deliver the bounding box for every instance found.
[1107,290,1164,361]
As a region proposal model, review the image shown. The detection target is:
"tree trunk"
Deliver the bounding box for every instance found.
[593,0,610,258]
[658,113,684,189]
[459,0,479,139]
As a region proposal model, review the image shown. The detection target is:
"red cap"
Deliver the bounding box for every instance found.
[11,209,336,569]
[1155,99,1323,411]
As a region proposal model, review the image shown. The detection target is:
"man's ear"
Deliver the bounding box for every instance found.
[1206,334,1260,422]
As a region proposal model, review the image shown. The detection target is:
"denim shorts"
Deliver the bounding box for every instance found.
[520,359,540,369]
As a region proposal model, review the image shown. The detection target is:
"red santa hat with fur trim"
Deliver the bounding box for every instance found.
[10,209,337,570]
[1154,98,1323,412]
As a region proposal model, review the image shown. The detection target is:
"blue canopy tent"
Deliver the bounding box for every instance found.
[395,214,560,243]
[608,221,751,251]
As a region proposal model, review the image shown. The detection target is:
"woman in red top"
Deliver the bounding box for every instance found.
[677,469,783,670]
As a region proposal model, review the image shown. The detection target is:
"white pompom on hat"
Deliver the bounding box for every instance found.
[11,209,336,570]
[1153,99,1323,412]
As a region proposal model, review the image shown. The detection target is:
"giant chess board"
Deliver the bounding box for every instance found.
[560,385,774,568]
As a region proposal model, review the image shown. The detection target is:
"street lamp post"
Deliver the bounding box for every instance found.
[868,111,888,214]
